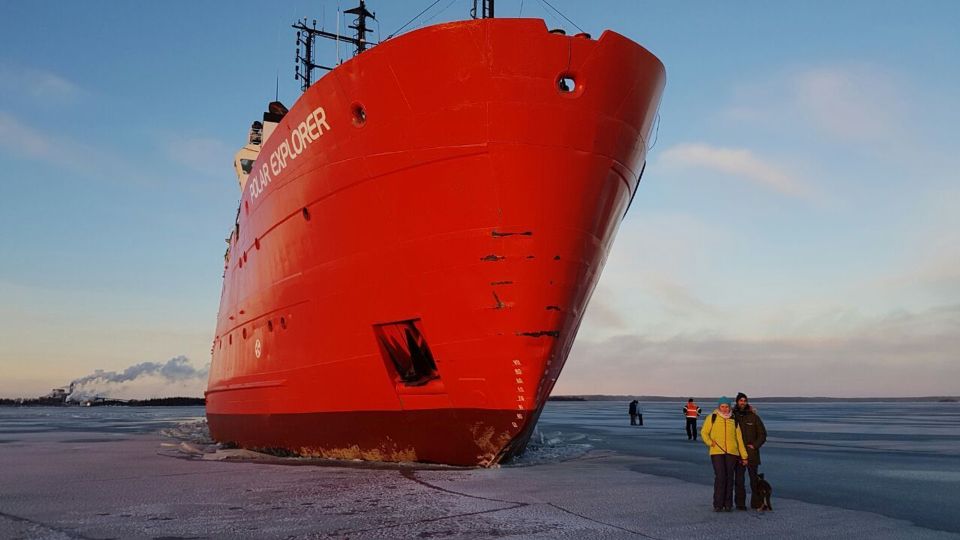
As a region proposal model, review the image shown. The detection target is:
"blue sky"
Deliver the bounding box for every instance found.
[1,1,958,398]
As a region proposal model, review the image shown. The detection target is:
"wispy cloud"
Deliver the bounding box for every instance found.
[0,112,56,158]
[868,187,960,302]
[725,64,908,147]
[583,211,733,339]
[0,112,229,186]
[659,143,814,200]
[644,273,721,319]
[609,212,733,281]
[559,303,960,397]
[792,66,904,143]
[583,286,629,331]
[165,137,235,178]
[0,111,152,184]
[0,64,82,104]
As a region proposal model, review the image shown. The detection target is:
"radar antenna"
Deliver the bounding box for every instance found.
[293,0,377,93]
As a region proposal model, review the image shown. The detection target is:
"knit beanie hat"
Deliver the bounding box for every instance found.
[736,392,748,402]
[717,396,732,406]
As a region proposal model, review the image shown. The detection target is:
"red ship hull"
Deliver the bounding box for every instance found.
[206,18,664,466]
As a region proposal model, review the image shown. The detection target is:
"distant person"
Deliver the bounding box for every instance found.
[683,398,702,440]
[628,399,639,425]
[701,396,748,512]
[732,392,767,510]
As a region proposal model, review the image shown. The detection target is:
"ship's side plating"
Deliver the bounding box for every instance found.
[206,18,665,466]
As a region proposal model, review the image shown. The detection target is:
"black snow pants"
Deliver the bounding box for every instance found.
[711,454,737,509]
[735,461,760,509]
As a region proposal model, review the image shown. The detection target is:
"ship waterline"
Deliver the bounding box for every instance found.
[206,17,665,466]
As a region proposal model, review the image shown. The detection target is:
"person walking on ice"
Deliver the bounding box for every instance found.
[628,399,639,426]
[683,398,701,440]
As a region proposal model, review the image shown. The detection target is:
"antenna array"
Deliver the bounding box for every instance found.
[292,1,376,93]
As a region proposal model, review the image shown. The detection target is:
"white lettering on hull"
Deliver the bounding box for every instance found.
[248,106,331,200]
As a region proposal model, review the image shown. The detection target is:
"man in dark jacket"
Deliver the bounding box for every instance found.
[628,399,639,425]
[733,392,767,510]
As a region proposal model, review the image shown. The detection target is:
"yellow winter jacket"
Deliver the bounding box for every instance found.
[701,410,748,459]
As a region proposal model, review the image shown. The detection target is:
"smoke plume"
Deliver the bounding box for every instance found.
[66,355,209,402]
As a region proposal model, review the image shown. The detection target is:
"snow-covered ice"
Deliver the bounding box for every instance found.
[0,402,957,539]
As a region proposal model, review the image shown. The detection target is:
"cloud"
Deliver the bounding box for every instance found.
[725,64,908,147]
[659,143,813,200]
[607,212,732,282]
[644,273,721,319]
[558,303,960,397]
[578,211,734,340]
[880,241,960,307]
[0,64,82,104]
[906,253,960,296]
[792,66,904,143]
[165,137,235,178]
[578,286,629,341]
[0,111,56,158]
[846,187,960,308]
[0,111,152,184]
[0,111,93,168]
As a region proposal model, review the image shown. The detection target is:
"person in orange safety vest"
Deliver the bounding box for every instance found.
[683,398,702,440]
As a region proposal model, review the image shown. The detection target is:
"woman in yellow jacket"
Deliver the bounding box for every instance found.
[701,396,749,512]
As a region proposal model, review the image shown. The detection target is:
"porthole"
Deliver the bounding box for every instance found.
[242,328,247,339]
[351,103,366,126]
[302,207,311,221]
[267,320,274,332]
[229,334,233,345]
[254,237,260,250]
[280,317,287,330]
[558,75,575,93]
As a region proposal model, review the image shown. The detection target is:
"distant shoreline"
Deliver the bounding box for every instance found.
[548,395,959,403]
[2,395,957,407]
[0,397,205,407]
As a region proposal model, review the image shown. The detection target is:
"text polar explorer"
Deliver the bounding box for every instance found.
[248,106,331,200]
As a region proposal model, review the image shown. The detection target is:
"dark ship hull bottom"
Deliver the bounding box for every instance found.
[208,408,537,466]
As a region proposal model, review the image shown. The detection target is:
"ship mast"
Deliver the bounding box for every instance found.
[471,0,495,18]
[293,0,376,93]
